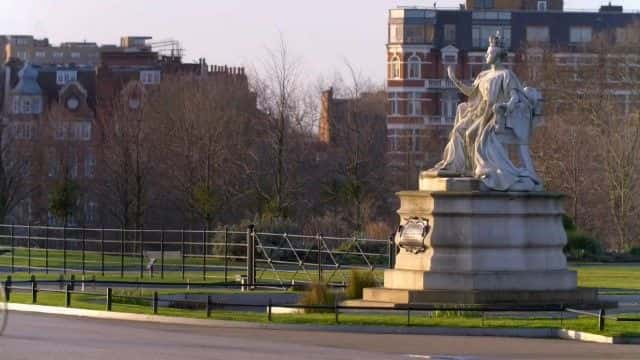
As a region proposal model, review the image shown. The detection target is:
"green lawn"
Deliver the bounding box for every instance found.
[571,264,640,291]
[6,291,639,338]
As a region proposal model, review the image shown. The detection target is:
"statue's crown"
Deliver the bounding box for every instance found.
[489,31,503,48]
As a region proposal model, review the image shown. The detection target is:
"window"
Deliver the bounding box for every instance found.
[35,51,46,58]
[53,51,63,58]
[14,123,33,139]
[56,70,77,85]
[570,27,592,44]
[70,156,78,179]
[140,70,161,84]
[56,123,67,140]
[21,97,32,113]
[71,52,81,59]
[441,93,458,123]
[85,153,96,178]
[444,24,456,43]
[86,201,98,224]
[389,93,400,115]
[408,92,422,116]
[408,55,421,79]
[80,122,91,140]
[389,130,400,152]
[48,149,58,177]
[16,51,28,60]
[475,0,495,9]
[473,25,511,48]
[537,1,547,11]
[390,24,403,43]
[390,56,401,79]
[404,25,425,43]
[526,26,550,43]
[410,130,420,152]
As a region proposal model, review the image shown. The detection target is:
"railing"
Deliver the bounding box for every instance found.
[0,224,392,287]
[3,278,634,331]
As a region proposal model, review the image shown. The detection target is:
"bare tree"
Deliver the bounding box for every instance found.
[96,83,157,228]
[529,24,640,250]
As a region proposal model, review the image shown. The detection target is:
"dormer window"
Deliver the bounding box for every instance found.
[537,1,548,11]
[56,70,77,85]
[140,70,161,85]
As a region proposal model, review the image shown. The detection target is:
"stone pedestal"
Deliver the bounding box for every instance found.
[362,176,600,307]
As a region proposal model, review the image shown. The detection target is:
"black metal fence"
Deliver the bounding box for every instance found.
[0,224,392,287]
[3,277,637,331]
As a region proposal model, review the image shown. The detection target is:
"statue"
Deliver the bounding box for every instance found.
[428,32,544,192]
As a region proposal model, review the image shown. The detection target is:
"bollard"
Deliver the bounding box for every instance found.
[65,284,71,307]
[58,274,64,290]
[206,295,212,318]
[407,308,411,326]
[4,275,12,302]
[69,274,76,291]
[246,225,255,290]
[267,298,272,322]
[81,275,85,292]
[106,288,112,311]
[598,308,606,331]
[334,301,339,324]
[152,291,158,314]
[31,277,37,304]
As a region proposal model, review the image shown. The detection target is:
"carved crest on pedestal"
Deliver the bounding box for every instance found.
[395,217,431,254]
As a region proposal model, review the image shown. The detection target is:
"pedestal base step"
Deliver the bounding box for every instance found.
[362,287,608,308]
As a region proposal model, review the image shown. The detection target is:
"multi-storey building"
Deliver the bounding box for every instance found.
[386,1,639,188]
[0,35,252,226]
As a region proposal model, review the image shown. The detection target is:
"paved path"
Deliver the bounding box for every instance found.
[0,312,638,359]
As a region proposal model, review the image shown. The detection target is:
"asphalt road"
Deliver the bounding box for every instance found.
[0,312,638,360]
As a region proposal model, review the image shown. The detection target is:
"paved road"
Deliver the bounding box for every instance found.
[0,312,638,360]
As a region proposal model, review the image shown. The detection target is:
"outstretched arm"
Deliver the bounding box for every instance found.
[447,65,475,97]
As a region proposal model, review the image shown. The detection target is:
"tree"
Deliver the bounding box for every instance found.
[48,177,79,226]
[149,73,255,227]
[97,82,157,228]
[528,23,640,250]
[246,36,314,221]
[0,122,36,223]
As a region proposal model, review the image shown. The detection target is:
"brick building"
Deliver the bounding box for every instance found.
[0,35,252,226]
[386,2,639,188]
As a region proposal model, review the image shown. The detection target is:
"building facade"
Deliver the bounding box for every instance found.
[0,35,251,226]
[386,3,639,188]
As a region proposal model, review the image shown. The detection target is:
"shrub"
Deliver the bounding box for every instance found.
[345,270,378,299]
[299,282,335,313]
[629,247,640,256]
[564,229,603,260]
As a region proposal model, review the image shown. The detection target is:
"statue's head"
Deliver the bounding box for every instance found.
[485,31,508,65]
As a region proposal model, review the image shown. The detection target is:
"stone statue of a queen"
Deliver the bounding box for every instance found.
[428,31,544,192]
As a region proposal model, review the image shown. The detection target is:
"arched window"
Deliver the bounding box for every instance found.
[408,55,421,79]
[390,56,401,79]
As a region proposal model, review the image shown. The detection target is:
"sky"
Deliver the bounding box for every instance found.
[1,0,638,84]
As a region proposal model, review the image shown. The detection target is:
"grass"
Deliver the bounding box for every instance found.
[6,290,640,338]
[571,263,640,291]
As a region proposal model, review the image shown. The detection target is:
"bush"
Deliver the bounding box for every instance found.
[629,247,640,256]
[564,229,603,260]
[345,270,378,299]
[299,282,335,313]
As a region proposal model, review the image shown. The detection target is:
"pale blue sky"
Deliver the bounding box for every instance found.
[1,1,637,82]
